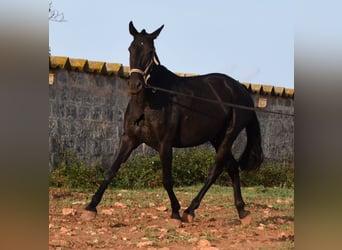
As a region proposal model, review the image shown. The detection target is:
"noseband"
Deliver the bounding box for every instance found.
[129,54,160,86]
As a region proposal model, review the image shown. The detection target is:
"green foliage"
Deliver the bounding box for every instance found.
[240,162,294,188]
[114,149,215,188]
[49,149,294,189]
[49,151,104,189]
[114,154,163,189]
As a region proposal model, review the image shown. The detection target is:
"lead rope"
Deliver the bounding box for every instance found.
[129,58,294,117]
[144,83,294,117]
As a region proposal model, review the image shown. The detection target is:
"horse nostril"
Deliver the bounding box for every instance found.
[136,80,142,89]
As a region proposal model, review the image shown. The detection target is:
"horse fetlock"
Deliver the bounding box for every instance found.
[85,203,98,213]
[235,200,246,210]
[170,211,182,221]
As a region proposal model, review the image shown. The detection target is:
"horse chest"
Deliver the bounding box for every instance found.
[125,108,170,143]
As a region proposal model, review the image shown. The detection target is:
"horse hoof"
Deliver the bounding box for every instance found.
[168,218,182,228]
[182,212,194,223]
[240,213,252,225]
[81,210,97,221]
[238,210,251,219]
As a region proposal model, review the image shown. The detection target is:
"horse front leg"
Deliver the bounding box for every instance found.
[84,134,139,215]
[159,145,181,221]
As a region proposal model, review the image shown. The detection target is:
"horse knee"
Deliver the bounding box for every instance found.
[162,178,174,189]
[104,169,115,181]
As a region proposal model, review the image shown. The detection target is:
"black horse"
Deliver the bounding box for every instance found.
[85,21,263,222]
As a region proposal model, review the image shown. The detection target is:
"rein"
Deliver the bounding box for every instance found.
[144,83,294,117]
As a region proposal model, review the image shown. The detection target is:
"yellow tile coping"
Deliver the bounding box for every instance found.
[86,60,106,73]
[49,56,294,98]
[69,58,87,71]
[49,56,70,69]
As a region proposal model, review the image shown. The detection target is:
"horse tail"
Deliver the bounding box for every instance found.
[238,112,264,171]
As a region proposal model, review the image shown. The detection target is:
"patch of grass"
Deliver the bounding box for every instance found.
[49,151,104,189]
[278,241,294,250]
[50,150,294,190]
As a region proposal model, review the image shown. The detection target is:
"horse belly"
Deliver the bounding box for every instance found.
[175,115,222,147]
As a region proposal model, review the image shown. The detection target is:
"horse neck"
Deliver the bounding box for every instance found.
[149,64,179,87]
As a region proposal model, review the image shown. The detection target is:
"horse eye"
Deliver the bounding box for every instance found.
[140,42,144,46]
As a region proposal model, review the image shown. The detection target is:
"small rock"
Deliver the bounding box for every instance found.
[176,228,191,236]
[188,237,199,243]
[101,208,115,215]
[59,239,68,246]
[197,239,211,247]
[60,227,69,234]
[277,218,285,224]
[62,208,77,216]
[268,223,276,228]
[156,205,167,211]
[71,201,85,205]
[159,228,168,239]
[137,240,153,248]
[114,202,127,208]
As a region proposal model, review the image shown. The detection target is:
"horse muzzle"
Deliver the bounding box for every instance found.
[127,78,143,95]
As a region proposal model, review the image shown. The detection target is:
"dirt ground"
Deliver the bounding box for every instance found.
[49,186,294,250]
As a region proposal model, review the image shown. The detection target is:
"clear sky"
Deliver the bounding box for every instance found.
[49,1,293,88]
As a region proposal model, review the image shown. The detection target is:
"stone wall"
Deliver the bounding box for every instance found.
[49,56,294,169]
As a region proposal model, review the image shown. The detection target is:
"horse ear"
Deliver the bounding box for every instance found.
[149,24,164,39]
[129,21,139,36]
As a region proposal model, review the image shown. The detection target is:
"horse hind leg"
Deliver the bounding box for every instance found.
[226,155,250,219]
[183,112,248,222]
[182,159,225,222]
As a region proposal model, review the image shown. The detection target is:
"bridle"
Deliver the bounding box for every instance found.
[129,53,160,86]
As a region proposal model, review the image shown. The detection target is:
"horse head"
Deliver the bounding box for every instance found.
[128,21,164,95]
